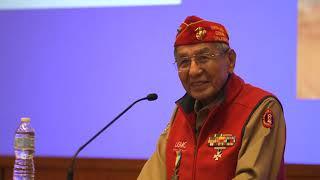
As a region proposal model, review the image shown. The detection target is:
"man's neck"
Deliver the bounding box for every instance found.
[198,90,225,110]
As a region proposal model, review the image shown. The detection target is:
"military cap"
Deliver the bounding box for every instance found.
[174,16,229,47]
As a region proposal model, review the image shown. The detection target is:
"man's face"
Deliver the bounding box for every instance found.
[175,42,236,105]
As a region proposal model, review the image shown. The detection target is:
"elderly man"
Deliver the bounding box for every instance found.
[138,16,286,180]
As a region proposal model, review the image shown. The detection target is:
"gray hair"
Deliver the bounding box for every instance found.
[210,42,230,52]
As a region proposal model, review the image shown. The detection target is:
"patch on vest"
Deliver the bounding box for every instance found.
[262,108,274,128]
[208,133,236,160]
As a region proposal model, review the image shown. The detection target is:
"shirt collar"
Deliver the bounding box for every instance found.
[194,90,225,114]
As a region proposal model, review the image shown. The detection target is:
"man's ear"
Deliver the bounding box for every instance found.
[227,49,236,73]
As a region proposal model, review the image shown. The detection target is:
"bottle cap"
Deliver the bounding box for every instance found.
[21,117,31,122]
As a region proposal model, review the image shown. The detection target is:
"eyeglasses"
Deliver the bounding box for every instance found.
[174,48,229,71]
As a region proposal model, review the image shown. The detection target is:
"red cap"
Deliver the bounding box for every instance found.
[174,16,229,47]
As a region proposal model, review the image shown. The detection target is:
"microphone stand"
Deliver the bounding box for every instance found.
[67,94,157,180]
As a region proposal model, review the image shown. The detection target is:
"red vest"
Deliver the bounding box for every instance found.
[166,73,284,180]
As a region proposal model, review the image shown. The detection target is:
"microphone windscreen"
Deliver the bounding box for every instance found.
[147,93,158,101]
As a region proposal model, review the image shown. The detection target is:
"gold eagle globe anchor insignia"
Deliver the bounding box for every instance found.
[195,27,207,40]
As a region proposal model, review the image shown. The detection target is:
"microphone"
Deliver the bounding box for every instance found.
[67,93,158,180]
[146,93,158,101]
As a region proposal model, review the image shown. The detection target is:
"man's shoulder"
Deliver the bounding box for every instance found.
[161,106,178,136]
[234,80,280,109]
[243,81,273,96]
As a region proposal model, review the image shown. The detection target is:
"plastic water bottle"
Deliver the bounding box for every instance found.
[13,117,35,180]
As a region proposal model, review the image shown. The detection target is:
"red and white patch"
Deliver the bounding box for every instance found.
[262,109,274,128]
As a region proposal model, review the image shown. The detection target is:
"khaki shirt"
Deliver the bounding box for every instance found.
[138,97,286,180]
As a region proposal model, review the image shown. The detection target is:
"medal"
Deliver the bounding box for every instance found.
[208,133,236,160]
[195,27,207,40]
[213,148,223,160]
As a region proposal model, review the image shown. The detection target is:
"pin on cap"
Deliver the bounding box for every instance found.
[21,117,31,122]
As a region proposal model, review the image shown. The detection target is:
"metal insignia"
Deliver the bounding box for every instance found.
[213,149,223,161]
[208,134,236,161]
[195,27,207,40]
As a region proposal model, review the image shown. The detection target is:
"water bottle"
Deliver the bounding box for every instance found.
[13,117,35,180]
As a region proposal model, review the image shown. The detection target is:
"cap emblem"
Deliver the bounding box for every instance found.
[195,27,207,40]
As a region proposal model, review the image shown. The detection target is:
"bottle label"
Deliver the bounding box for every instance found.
[14,137,35,150]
